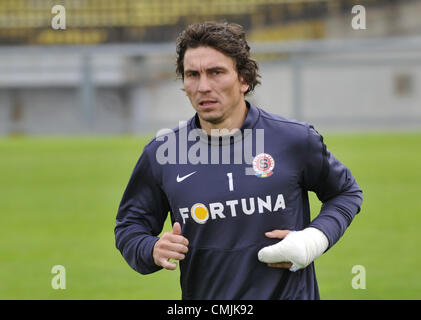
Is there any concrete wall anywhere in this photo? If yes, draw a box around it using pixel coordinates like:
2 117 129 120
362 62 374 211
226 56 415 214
0 48 420 136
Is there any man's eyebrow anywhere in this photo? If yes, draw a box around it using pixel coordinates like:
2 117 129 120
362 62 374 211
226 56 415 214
184 66 228 73
184 69 199 74
207 66 227 72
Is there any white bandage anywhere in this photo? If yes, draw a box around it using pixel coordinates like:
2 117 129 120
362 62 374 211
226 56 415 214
257 227 329 272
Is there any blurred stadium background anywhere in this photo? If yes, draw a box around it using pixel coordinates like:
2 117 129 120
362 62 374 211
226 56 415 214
1 0 421 300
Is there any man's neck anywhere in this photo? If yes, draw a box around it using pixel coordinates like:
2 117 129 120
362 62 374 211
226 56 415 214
199 100 248 136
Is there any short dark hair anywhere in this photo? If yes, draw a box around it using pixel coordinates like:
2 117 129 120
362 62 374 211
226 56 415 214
176 21 261 95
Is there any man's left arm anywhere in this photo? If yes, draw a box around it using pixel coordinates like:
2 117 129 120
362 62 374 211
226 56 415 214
258 125 363 270
304 125 363 248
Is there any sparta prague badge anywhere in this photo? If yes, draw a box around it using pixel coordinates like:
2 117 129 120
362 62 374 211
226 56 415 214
253 153 275 178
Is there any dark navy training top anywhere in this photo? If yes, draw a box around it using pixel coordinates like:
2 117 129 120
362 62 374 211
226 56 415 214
115 101 363 300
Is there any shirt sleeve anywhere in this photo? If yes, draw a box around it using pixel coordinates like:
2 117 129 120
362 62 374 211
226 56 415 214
114 144 170 274
302 125 363 249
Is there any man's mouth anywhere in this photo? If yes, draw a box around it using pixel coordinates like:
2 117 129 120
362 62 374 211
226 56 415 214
199 99 218 107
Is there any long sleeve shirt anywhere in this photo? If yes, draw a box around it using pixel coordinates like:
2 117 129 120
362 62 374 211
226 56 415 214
115 101 363 300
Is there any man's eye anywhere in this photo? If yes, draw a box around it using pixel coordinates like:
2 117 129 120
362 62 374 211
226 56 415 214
185 72 198 78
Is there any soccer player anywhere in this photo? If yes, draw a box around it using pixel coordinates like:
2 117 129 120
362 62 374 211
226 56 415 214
114 22 363 299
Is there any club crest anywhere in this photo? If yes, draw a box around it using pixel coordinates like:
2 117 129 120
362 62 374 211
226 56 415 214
252 153 275 178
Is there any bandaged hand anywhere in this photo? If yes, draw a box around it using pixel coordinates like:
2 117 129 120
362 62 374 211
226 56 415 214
257 227 329 272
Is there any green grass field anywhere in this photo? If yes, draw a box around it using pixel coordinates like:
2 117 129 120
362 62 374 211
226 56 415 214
1 133 421 300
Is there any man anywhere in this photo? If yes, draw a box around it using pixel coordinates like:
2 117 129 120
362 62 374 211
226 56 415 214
115 22 363 299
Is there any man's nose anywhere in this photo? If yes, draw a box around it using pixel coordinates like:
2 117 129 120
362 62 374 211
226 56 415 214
198 75 211 92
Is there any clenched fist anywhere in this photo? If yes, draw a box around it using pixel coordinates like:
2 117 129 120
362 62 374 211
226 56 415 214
153 222 189 270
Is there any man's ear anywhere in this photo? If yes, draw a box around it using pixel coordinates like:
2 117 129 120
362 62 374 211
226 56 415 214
239 76 249 94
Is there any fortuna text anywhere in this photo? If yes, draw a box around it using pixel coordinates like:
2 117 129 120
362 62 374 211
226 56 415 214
179 194 287 224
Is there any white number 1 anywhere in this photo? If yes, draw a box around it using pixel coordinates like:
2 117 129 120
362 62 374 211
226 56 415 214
227 172 234 191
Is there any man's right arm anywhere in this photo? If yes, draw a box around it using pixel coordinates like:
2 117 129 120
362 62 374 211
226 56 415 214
114 145 170 275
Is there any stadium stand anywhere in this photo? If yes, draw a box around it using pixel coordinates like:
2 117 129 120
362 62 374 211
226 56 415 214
0 0 412 45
